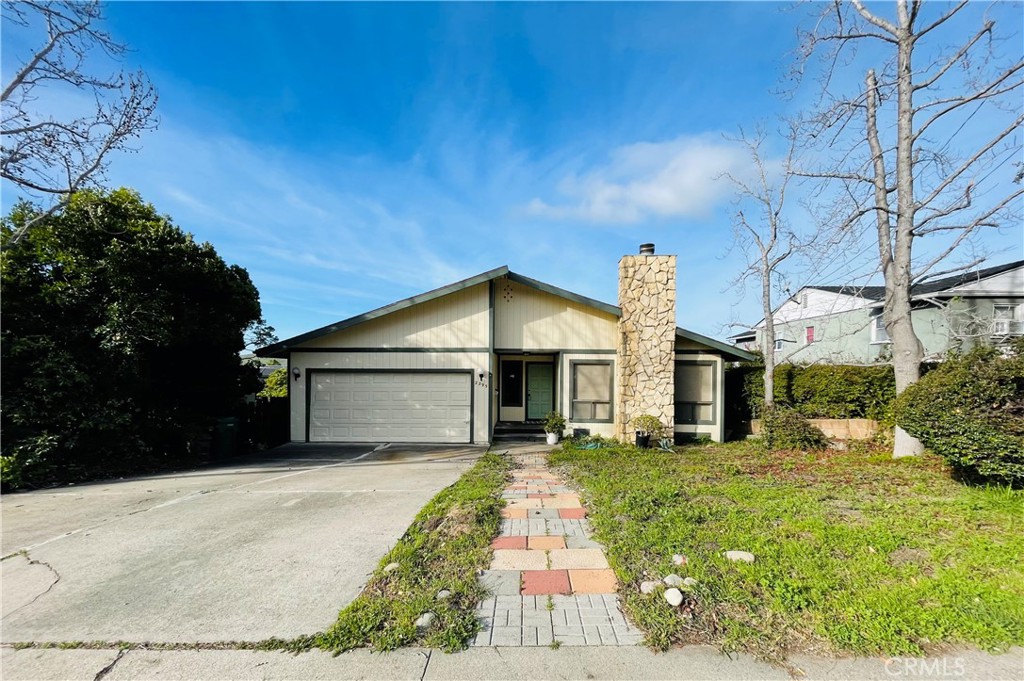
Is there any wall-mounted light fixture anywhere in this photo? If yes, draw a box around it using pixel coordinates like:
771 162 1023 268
292 367 301 381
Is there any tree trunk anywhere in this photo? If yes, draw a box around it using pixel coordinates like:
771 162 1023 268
761 257 776 408
890 0 925 457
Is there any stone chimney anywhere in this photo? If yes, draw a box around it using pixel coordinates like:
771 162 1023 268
615 244 676 442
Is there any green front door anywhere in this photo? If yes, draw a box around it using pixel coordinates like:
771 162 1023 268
526 363 554 420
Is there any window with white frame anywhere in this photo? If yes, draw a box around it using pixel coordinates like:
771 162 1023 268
993 304 1021 334
871 314 890 343
774 339 784 351
571 361 613 422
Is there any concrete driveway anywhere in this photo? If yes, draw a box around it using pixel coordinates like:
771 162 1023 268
1 443 484 644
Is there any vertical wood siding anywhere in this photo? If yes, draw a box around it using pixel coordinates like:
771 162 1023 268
299 283 489 349
494 279 617 350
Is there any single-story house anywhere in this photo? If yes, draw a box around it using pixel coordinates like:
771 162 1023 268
256 244 754 445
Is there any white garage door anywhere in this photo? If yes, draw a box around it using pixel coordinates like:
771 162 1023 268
308 372 472 443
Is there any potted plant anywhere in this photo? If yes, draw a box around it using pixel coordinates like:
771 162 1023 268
631 414 664 449
544 411 566 445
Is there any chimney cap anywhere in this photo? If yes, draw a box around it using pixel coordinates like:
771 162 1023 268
639 243 655 255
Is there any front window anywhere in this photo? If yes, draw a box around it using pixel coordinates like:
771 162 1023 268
872 314 890 344
676 361 715 425
774 339 784 351
571 361 613 422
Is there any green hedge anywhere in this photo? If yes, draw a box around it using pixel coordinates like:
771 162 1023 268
733 364 896 421
894 344 1024 487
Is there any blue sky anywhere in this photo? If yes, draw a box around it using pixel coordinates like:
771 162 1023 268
3 2 1022 343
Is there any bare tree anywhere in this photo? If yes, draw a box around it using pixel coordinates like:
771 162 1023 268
724 127 801 409
1 1 158 243
795 0 1023 457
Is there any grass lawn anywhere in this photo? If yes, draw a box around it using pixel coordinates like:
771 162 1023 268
549 441 1024 661
314 451 511 653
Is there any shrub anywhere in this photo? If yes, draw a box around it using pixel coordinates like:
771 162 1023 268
258 367 288 398
761 406 829 451
544 411 567 434
894 344 1024 487
737 364 896 421
631 414 666 437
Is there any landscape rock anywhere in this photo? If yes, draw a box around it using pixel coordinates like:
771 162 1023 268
664 588 684 607
414 612 436 630
682 577 698 587
383 562 400 574
436 590 451 600
672 554 688 566
724 551 755 563
640 580 661 595
663 574 684 587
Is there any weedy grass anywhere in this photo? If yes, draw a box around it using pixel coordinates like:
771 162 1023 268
549 441 1024 661
315 451 511 653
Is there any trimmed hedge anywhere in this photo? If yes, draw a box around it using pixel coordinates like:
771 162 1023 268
894 344 1024 488
734 364 896 421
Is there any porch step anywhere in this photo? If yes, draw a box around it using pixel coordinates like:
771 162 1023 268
493 433 548 443
494 421 547 443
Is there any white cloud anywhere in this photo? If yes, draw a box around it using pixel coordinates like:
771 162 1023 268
526 134 745 224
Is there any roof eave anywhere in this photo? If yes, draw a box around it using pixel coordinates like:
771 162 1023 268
676 327 758 362
255 266 510 357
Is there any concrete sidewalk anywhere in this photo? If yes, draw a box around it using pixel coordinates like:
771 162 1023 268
2 645 1022 681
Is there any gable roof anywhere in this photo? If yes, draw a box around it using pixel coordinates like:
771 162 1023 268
256 266 756 361
808 260 1024 302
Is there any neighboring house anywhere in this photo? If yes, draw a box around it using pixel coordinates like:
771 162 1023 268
728 260 1024 364
256 245 754 445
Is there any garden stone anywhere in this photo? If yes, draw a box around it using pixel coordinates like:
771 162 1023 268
672 554 688 566
415 612 436 630
663 574 684 587
640 580 661 595
683 577 698 587
664 588 684 606
436 590 451 600
383 562 400 574
725 551 755 563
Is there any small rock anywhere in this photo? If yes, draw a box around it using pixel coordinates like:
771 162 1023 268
663 574 684 587
672 554 688 566
724 551 755 563
414 612 436 630
383 562 400 574
664 588 684 607
640 580 661 595
436 590 452 600
682 577 698 587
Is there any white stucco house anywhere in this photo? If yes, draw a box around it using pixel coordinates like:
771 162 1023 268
729 260 1024 364
256 245 754 445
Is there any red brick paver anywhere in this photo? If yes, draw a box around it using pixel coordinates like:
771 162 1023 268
521 569 571 595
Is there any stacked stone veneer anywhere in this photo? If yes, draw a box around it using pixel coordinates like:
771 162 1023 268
615 254 677 442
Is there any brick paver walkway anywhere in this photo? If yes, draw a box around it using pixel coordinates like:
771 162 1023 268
473 448 644 647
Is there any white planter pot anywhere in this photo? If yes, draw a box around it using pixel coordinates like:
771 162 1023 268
546 432 559 445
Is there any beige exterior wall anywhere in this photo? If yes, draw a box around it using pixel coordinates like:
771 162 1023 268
493 278 618 351
288 350 490 444
300 283 489 349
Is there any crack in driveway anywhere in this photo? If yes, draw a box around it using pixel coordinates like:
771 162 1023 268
2 551 61 618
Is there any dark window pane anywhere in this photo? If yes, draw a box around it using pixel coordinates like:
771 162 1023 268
501 360 523 407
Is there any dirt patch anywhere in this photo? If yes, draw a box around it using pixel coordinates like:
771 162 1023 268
888 547 930 567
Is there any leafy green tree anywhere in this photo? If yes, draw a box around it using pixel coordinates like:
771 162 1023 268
258 367 289 398
1 188 273 487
